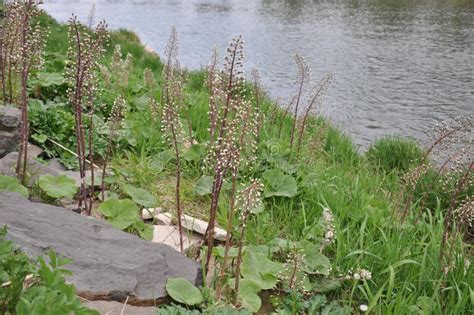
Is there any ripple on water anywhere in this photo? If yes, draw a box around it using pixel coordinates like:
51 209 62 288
41 0 474 149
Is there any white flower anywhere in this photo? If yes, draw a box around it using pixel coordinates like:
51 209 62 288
360 304 368 312
353 273 361 280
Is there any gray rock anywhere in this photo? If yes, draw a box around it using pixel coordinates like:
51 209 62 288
47 158 67 172
0 106 21 130
0 192 201 306
27 142 44 158
0 152 60 186
0 130 18 158
0 106 20 158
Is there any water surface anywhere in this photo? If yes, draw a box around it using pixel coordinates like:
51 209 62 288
42 0 474 148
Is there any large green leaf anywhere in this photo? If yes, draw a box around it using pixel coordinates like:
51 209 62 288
98 199 138 230
133 221 153 241
122 184 157 208
36 72 65 87
0 175 29 198
298 240 331 275
241 250 283 290
193 176 213 196
38 174 77 199
165 278 203 306
183 144 206 162
262 169 298 198
237 279 261 313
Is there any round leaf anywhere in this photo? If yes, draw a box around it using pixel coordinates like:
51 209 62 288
123 184 157 208
193 176 213 196
38 174 77 199
98 198 138 230
0 175 29 198
262 169 298 198
166 278 203 306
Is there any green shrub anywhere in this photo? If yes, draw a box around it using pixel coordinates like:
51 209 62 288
366 137 422 174
0 227 97 314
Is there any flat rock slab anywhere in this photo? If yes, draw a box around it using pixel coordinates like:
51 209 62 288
0 192 201 306
152 225 202 252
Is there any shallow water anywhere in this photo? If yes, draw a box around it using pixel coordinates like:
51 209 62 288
42 0 474 149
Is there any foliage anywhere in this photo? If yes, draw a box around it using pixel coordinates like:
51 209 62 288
165 278 203 306
8 10 473 314
0 227 97 314
122 184 157 208
0 175 29 198
38 174 77 199
262 169 298 198
97 198 152 240
366 136 422 174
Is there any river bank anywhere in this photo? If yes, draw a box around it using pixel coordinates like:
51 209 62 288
41 0 474 149
0 6 473 314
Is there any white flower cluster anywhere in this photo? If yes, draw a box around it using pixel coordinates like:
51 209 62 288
346 268 372 281
320 207 336 251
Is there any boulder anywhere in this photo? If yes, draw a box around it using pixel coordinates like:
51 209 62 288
0 192 201 306
0 152 60 186
0 106 20 158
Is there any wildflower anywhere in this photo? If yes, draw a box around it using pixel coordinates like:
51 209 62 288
359 269 372 280
320 207 336 251
360 304 368 312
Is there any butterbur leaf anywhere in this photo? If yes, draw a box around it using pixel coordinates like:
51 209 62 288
36 72 65 87
38 174 77 199
31 133 47 144
298 241 331 275
0 175 29 198
133 94 149 111
262 169 298 198
151 150 175 171
166 278 203 306
134 221 153 241
123 184 157 208
237 279 262 313
194 176 213 196
241 250 283 290
98 199 138 230
183 144 206 162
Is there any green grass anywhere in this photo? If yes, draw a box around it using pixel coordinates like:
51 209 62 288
9 12 474 314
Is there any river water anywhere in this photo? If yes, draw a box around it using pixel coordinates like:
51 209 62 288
42 0 473 149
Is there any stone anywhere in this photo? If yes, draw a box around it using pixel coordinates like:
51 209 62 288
0 106 21 130
141 207 162 220
0 130 18 158
0 152 61 186
27 142 43 158
0 192 201 306
151 225 202 252
83 301 156 315
63 169 103 188
47 158 67 172
157 212 227 241
0 152 101 188
0 106 20 158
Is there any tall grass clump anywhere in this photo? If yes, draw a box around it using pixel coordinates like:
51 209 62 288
366 136 423 174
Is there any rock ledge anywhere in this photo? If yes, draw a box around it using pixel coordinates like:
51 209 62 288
0 192 201 306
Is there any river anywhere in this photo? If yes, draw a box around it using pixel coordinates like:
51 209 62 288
41 0 474 149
